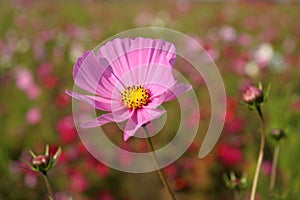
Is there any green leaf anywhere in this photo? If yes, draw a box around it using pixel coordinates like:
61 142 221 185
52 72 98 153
264 84 272 102
20 158 39 172
45 144 49 156
258 82 263 90
29 150 36 158
52 147 62 167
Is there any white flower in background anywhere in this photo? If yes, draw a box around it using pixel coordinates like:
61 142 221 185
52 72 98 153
253 42 274 68
151 11 171 27
245 61 260 78
219 25 237 42
270 52 285 73
69 43 84 62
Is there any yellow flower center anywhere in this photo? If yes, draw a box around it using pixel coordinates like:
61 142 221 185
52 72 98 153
121 85 149 109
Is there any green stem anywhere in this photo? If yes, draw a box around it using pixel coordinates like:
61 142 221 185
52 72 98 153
250 106 265 200
270 144 280 191
143 126 177 200
234 190 242 200
42 173 55 200
234 190 239 200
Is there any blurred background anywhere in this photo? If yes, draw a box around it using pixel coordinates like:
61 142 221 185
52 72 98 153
1 0 300 199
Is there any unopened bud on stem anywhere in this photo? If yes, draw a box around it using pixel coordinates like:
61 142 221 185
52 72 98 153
242 86 264 105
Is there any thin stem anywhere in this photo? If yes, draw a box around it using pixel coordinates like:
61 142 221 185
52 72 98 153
270 144 280 191
234 190 239 200
234 190 242 200
42 173 55 200
143 126 177 200
250 106 265 200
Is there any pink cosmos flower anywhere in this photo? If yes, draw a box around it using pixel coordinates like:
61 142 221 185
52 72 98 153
69 170 89 193
26 107 41 125
217 143 243 167
15 67 33 91
25 84 41 100
262 161 272 176
57 116 77 144
66 37 192 141
24 173 38 188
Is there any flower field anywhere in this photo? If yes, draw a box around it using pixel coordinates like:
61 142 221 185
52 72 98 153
1 1 300 200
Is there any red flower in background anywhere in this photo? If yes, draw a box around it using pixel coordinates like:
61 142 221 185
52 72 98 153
55 93 71 108
42 74 59 89
57 116 77 144
98 191 115 200
217 143 243 167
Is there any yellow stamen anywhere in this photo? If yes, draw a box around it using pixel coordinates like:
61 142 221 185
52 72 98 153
121 85 149 109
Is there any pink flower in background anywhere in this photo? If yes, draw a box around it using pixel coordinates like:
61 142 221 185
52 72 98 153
98 191 115 200
262 161 272 176
238 34 252 46
38 62 52 78
164 164 178 178
96 162 110 178
54 192 72 200
85 155 110 178
15 67 41 99
55 93 71 108
66 37 192 140
26 107 41 125
217 143 243 167
15 67 33 91
42 74 59 89
24 173 38 188
176 1 191 13
69 170 89 193
219 25 237 42
25 84 41 100
226 118 245 133
57 116 77 143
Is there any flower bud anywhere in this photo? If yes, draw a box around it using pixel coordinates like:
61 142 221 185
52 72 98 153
270 128 285 141
223 171 247 191
32 155 50 169
22 145 61 174
242 85 264 105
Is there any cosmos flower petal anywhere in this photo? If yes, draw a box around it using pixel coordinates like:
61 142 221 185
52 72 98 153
143 64 176 94
161 83 192 102
129 37 176 66
96 68 124 99
80 108 130 128
65 90 122 111
123 118 141 141
146 61 176 85
144 95 166 110
134 108 166 125
73 50 122 99
98 37 176 83
124 108 166 141
73 50 105 93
